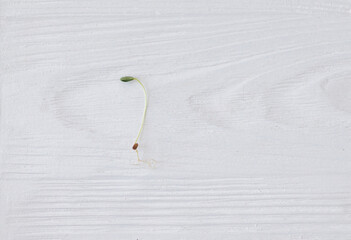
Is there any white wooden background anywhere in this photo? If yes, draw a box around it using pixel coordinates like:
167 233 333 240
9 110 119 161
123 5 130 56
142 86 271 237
1 0 351 239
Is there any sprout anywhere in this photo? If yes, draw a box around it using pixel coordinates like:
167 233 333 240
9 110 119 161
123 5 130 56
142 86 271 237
120 76 148 162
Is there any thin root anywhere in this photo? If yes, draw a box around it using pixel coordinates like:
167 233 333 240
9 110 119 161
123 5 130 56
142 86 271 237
135 149 156 168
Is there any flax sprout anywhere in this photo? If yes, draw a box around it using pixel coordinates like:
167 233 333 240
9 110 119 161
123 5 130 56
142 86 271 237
120 76 148 163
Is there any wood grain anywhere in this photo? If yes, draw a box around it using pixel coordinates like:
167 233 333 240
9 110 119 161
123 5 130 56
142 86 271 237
1 0 351 239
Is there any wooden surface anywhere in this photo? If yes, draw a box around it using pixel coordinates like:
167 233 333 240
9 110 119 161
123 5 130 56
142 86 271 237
1 0 351 239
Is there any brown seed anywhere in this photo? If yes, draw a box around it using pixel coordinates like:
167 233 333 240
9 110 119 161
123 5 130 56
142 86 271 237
132 143 138 150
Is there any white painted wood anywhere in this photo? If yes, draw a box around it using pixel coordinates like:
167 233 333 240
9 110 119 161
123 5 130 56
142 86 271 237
1 0 351 239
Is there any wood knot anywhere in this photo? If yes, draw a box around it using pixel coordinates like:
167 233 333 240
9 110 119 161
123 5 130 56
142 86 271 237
132 143 139 150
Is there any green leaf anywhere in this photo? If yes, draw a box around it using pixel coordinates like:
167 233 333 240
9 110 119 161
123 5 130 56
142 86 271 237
120 76 135 82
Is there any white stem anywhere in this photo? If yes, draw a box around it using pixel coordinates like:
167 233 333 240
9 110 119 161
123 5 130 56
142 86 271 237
134 78 148 144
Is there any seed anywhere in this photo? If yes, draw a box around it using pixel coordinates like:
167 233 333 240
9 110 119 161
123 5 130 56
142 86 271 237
132 143 139 150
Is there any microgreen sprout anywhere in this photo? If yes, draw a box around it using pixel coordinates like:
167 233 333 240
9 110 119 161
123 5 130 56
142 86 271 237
120 76 148 162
